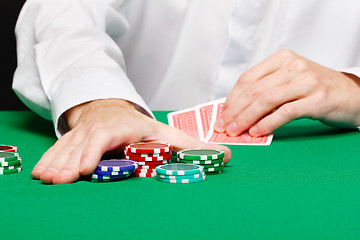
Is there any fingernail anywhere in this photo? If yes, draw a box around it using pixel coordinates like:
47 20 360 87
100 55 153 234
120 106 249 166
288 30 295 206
249 126 259 136
59 169 73 177
80 158 89 172
214 118 225 132
32 165 46 175
226 122 238 136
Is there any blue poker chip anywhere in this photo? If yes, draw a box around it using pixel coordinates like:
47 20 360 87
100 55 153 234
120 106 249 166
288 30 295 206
96 159 138 172
91 173 131 182
93 169 135 176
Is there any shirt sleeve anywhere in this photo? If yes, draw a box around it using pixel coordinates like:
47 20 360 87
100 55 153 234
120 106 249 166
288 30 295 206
12 0 153 138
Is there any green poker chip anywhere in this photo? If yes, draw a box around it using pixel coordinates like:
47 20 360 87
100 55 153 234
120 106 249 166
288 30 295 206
0 152 19 162
177 149 225 160
0 167 22 175
0 159 21 167
203 165 224 173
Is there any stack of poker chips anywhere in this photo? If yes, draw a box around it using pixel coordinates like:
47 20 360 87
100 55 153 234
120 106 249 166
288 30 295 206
156 163 206 184
0 145 22 175
124 142 173 177
91 159 138 182
177 149 224 174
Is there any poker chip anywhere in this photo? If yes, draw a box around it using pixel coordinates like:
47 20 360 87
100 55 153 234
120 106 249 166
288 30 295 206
177 149 224 160
157 172 205 180
177 149 225 175
91 159 138 183
0 152 19 162
0 167 22 175
137 165 158 170
124 142 173 178
202 162 224 169
125 142 172 154
0 159 21 167
158 175 206 184
96 159 138 172
0 164 22 171
125 154 172 162
177 158 224 165
0 145 17 153
137 159 170 166
93 169 134 176
203 165 224 173
0 146 22 175
134 168 157 174
124 150 172 158
133 172 157 178
91 173 131 182
156 163 204 176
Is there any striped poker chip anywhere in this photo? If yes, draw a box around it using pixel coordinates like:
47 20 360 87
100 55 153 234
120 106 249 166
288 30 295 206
137 165 158 170
157 172 205 180
137 159 170 166
204 165 224 173
125 142 172 154
0 159 21 167
134 168 157 174
177 149 224 160
156 163 204 176
0 164 22 171
96 159 138 172
93 169 134 176
133 172 157 177
0 152 19 162
0 167 22 175
124 150 172 158
157 175 206 184
178 158 224 165
0 145 17 152
125 154 172 162
202 162 224 169
91 173 131 181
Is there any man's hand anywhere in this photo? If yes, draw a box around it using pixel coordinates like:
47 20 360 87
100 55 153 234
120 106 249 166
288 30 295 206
31 99 231 184
214 49 360 137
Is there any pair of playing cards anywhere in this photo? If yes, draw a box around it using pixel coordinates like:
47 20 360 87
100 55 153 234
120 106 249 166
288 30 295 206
167 98 273 145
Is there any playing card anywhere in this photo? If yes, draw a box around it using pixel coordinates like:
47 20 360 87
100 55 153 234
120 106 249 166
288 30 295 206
167 98 273 145
205 100 273 145
167 107 202 140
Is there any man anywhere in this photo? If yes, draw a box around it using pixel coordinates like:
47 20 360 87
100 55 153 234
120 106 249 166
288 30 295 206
13 0 360 184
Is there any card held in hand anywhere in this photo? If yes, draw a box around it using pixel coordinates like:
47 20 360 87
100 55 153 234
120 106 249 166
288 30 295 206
167 98 273 145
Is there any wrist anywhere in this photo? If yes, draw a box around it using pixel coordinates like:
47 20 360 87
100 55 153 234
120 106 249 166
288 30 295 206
64 99 136 129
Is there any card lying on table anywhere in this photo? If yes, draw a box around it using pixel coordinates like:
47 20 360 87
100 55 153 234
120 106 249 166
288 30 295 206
167 98 273 145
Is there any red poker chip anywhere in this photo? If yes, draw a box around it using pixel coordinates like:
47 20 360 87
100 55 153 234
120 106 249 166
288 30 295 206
124 150 172 158
137 165 158 170
125 154 172 162
137 159 170 166
0 145 17 152
134 168 157 174
133 172 157 177
125 142 172 154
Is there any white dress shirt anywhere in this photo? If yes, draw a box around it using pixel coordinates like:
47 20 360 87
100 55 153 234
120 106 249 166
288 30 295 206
13 0 360 136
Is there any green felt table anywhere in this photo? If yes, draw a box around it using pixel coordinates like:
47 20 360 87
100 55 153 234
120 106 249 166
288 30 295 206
0 111 359 239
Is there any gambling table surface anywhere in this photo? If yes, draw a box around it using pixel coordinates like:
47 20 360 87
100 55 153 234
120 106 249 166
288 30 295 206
1 111 359 239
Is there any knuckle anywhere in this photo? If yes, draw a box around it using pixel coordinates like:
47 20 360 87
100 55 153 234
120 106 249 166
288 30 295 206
239 72 253 84
260 90 277 105
289 58 310 73
275 49 296 59
244 85 260 98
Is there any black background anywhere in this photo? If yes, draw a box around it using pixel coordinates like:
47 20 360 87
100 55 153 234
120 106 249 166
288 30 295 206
1 0 27 110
